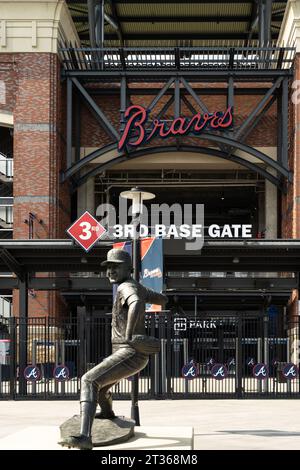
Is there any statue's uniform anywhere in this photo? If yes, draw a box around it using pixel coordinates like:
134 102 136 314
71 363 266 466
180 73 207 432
80 280 163 404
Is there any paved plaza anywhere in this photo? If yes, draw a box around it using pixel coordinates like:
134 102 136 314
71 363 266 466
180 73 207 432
0 399 300 450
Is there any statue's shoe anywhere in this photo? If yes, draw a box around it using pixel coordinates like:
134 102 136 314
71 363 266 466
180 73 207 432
58 435 93 450
94 411 116 420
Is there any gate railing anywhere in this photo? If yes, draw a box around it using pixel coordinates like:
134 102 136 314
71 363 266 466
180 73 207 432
0 313 299 399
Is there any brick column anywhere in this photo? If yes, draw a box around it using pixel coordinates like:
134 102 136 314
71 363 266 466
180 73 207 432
12 53 70 317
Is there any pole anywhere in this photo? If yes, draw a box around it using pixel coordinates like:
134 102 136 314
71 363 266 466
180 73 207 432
131 210 140 426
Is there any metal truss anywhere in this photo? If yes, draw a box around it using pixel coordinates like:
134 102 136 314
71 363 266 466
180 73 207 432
60 45 294 193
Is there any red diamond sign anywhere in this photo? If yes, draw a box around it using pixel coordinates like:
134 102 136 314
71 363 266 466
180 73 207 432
67 211 106 252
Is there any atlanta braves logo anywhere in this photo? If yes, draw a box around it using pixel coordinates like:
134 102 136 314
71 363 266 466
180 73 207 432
206 357 215 368
182 360 199 380
53 365 70 381
282 363 299 380
24 365 41 381
227 357 235 367
247 357 255 367
253 363 268 380
211 363 228 380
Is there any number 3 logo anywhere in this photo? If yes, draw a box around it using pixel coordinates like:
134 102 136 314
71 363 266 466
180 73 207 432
79 221 92 240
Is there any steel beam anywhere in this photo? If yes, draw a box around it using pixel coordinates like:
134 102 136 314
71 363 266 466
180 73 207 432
180 77 209 114
182 95 197 115
87 0 96 48
174 78 180 118
84 87 271 96
75 92 81 162
148 78 175 112
233 77 283 143
0 277 18 289
66 78 73 169
237 94 276 144
0 249 24 281
108 0 123 44
264 0 273 46
247 0 259 45
281 77 289 170
201 132 289 178
62 142 117 181
95 0 104 47
157 96 175 119
82 32 278 41
63 70 293 79
74 145 284 191
72 14 284 23
227 76 234 110
71 77 120 141
63 279 296 291
120 76 127 133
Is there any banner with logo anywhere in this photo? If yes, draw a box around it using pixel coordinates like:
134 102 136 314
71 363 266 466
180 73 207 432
112 241 132 299
113 238 163 312
140 238 163 312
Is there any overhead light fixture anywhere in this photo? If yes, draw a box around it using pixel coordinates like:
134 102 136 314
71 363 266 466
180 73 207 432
120 187 155 216
232 257 240 264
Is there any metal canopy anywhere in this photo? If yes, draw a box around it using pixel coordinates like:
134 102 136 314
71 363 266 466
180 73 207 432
0 239 300 275
165 239 300 272
61 290 291 309
66 0 287 47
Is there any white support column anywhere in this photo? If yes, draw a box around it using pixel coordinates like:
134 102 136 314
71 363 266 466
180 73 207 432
265 178 278 239
77 177 95 216
277 0 300 50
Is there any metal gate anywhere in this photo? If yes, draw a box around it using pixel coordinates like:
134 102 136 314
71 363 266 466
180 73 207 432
0 312 299 399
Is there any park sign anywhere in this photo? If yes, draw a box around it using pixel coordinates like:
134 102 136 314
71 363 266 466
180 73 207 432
118 105 233 150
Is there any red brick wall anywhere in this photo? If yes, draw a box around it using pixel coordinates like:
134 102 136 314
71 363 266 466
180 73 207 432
0 53 71 318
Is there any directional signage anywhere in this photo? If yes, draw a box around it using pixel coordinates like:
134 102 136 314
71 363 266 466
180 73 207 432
67 211 106 252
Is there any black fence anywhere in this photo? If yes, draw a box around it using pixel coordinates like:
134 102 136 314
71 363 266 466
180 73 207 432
0 312 299 399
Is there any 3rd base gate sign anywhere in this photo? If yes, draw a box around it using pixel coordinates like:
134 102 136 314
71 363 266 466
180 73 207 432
67 211 106 252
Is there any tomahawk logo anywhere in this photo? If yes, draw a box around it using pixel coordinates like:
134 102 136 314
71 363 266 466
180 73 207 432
253 363 268 379
282 363 298 379
247 357 255 366
211 363 228 380
54 365 70 381
206 357 215 367
24 365 41 381
182 360 199 380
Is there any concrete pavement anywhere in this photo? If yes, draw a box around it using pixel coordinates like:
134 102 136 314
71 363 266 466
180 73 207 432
0 399 300 450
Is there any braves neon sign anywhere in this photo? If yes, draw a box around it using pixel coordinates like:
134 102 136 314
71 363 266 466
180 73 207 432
118 104 233 150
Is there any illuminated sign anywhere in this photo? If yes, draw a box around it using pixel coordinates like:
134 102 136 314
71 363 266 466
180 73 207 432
119 105 233 150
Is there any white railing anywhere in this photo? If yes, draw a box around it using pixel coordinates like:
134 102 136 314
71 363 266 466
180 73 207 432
0 153 13 178
0 296 12 318
0 205 13 226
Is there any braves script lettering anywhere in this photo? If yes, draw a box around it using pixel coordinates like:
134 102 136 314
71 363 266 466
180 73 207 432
119 105 233 150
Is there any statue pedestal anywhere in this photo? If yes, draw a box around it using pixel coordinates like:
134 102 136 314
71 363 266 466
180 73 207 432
59 415 135 447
